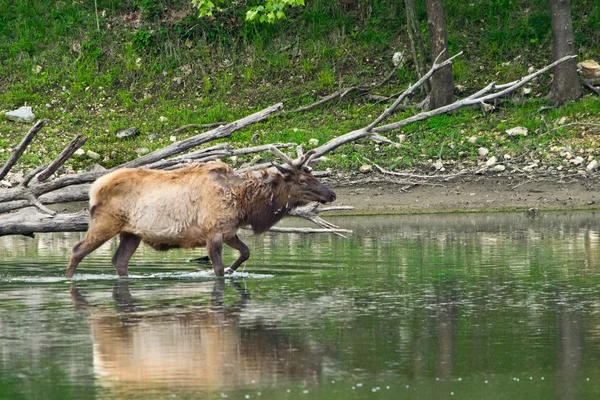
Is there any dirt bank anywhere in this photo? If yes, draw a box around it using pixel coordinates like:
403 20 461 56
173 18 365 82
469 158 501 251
327 174 600 215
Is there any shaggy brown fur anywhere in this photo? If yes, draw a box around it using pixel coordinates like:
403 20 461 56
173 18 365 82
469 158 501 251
66 161 336 277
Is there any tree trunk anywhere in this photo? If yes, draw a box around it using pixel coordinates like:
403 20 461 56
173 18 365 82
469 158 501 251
404 0 430 94
424 0 454 109
549 0 581 106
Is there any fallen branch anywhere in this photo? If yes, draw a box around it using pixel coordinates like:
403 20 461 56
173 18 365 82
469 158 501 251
169 122 228 135
37 134 88 182
0 119 47 181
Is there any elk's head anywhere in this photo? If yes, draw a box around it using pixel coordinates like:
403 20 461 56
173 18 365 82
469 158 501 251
270 146 336 206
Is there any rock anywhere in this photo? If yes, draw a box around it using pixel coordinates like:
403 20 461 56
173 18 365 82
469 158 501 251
397 134 406 143
503 154 511 160
523 163 538 172
135 147 150 155
577 60 600 78
506 126 528 137
87 163 106 173
587 159 598 171
359 164 373 174
492 164 506 172
528 66 535 74
159 116 168 123
486 156 497 167
308 138 319 146
571 156 584 166
523 87 532 95
116 127 140 139
5 106 35 123
468 136 478 144
432 161 444 170
170 135 177 142
478 147 489 157
392 52 404 67
0 180 12 188
87 150 100 160
229 156 238 164
74 149 85 157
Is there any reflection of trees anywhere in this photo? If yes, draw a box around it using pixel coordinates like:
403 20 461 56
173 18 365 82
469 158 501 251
557 290 582 400
70 281 330 396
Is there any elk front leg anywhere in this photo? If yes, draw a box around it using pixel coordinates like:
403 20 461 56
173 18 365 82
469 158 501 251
207 233 225 277
224 235 250 275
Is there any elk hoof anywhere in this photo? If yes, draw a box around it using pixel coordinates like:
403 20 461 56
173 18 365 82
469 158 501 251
224 267 234 275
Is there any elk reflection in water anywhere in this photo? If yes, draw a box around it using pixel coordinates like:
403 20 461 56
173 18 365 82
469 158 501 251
70 281 331 392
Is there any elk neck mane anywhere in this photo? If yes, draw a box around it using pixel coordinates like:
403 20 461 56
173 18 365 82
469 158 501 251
233 169 297 234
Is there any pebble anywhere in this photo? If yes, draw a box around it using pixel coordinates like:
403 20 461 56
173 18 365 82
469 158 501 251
159 116 168 123
87 150 100 160
492 164 506 172
308 138 319 146
486 156 497 167
359 164 372 174
587 160 598 171
468 136 477 144
479 147 489 157
506 126 528 137
116 127 140 139
135 147 150 155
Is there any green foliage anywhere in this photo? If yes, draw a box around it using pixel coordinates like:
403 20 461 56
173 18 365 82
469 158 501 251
192 0 305 23
132 29 152 49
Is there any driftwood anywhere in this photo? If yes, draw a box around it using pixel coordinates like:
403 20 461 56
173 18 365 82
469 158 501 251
0 53 578 237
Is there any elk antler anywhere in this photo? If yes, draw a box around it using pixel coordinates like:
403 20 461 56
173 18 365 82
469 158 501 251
270 146 316 171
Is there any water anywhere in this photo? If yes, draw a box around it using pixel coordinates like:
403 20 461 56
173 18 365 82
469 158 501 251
1 212 600 399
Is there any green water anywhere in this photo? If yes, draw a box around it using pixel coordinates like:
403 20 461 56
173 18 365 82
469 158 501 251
1 212 600 399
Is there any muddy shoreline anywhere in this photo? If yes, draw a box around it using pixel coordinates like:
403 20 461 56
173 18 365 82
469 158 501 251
327 174 600 215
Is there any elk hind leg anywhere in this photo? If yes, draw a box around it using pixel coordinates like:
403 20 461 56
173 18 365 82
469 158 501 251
224 235 250 275
111 233 141 277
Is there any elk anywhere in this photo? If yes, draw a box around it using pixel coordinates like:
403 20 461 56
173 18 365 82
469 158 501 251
66 147 336 277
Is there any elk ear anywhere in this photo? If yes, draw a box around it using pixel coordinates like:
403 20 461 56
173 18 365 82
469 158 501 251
272 162 292 176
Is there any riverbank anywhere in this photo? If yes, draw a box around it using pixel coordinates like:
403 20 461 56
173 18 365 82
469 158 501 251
328 174 600 215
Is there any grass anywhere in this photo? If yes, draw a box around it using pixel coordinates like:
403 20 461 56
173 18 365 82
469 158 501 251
0 0 599 175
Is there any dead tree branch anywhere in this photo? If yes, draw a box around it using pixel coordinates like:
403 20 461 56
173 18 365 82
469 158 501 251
37 134 88 182
0 119 47 181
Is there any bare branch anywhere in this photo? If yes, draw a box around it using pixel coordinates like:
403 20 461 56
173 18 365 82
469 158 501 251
169 122 228 135
0 119 47 181
37 135 88 182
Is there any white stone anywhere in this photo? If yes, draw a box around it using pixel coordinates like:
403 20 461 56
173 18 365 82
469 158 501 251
308 138 319 146
359 164 372 173
506 126 528 136
74 149 85 157
485 156 497 167
492 164 506 172
135 147 150 155
478 147 489 157
392 52 404 67
587 159 598 171
397 134 406 143
523 163 538 172
468 136 478 144
571 156 584 166
5 106 35 123
0 180 12 188
159 116 168 123
170 135 177 142
433 161 443 170
523 87 532 95
504 154 511 160
87 150 100 160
